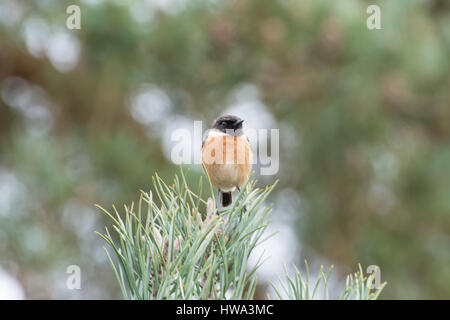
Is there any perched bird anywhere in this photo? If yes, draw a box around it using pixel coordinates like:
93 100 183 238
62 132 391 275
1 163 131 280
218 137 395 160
202 115 253 207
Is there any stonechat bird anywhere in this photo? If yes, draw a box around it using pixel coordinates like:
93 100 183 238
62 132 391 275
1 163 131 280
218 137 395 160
202 115 253 207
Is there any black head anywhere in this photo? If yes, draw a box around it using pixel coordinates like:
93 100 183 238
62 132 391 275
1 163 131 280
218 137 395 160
212 115 244 135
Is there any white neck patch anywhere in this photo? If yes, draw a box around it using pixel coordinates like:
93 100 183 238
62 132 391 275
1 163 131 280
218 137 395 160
207 129 228 137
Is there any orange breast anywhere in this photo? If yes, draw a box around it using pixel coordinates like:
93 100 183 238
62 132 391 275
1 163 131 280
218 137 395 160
202 135 252 190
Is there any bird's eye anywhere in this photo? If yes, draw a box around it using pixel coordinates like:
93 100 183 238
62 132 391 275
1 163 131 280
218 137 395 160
221 121 226 126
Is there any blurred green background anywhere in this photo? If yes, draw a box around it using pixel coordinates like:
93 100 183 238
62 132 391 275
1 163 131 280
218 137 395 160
1 0 449 299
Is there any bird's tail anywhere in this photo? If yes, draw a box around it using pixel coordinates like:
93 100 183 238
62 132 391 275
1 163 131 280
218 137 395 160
220 191 232 207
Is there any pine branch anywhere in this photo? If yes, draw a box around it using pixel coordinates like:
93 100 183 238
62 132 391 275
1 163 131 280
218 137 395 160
271 262 386 300
96 168 277 299
96 168 386 300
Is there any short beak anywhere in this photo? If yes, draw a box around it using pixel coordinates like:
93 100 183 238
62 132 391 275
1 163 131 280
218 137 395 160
234 119 244 127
